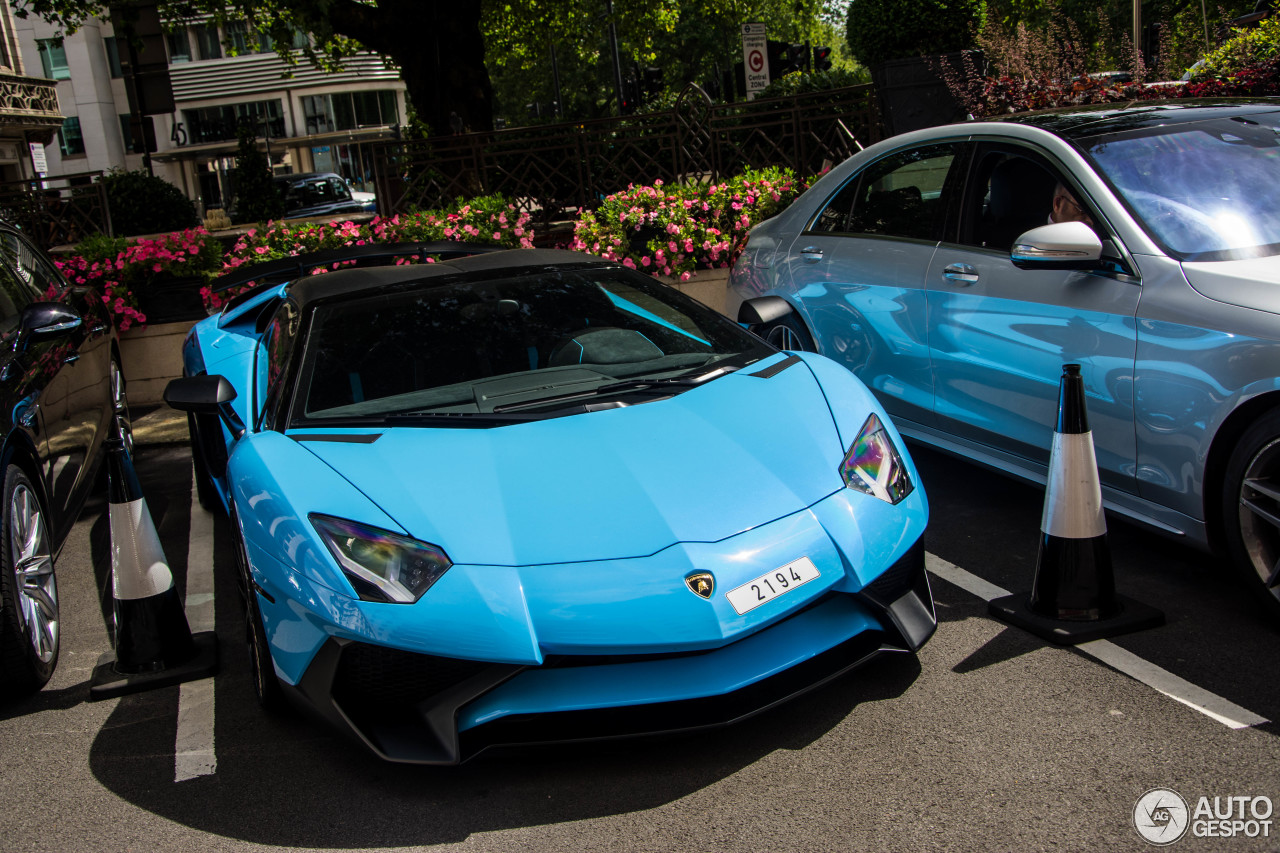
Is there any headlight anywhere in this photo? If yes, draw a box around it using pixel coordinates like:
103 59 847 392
310 514 451 603
839 413 913 504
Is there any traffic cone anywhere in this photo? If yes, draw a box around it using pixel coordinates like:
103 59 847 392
988 364 1164 644
89 437 217 699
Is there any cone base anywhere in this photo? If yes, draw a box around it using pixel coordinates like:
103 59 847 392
88 631 219 700
988 592 1164 645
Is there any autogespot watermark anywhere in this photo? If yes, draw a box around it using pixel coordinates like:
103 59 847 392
1134 788 1276 845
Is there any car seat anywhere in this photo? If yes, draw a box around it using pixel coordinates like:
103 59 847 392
983 157 1057 251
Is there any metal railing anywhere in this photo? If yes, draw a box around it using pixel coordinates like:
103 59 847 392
0 172 112 250
371 84 883 226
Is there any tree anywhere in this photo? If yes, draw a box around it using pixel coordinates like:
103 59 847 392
13 0 494 137
229 122 283 224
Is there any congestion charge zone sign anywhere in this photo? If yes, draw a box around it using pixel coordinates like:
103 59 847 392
742 22 769 100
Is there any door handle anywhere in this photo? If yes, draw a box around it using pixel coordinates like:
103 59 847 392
801 246 823 263
63 354 79 365
942 263 979 285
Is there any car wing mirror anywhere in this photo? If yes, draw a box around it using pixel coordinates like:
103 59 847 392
164 374 246 439
1011 221 1104 271
19 301 82 347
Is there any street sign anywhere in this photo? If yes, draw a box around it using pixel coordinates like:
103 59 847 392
28 143 47 175
742 22 769 100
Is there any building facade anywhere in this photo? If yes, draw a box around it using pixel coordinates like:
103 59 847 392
14 12 406 216
0 4 62 183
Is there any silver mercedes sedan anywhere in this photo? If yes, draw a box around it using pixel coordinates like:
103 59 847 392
730 99 1280 618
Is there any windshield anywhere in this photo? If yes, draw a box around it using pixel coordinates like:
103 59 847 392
291 267 773 425
1082 109 1280 261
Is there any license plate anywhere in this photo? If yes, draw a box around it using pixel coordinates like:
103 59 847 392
726 557 820 615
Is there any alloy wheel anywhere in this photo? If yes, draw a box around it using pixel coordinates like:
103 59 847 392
10 482 56 665
1238 435 1280 597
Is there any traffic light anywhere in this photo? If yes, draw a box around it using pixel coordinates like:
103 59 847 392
787 43 807 72
642 67 662 100
814 46 832 72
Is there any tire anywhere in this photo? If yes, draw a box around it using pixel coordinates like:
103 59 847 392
187 413 221 512
246 591 287 713
757 313 816 353
1221 409 1280 619
230 506 286 712
0 465 58 700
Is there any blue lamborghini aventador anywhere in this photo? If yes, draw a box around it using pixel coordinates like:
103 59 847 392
163 244 934 764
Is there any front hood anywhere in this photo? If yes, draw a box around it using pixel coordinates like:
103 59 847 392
297 361 847 566
1182 255 1280 315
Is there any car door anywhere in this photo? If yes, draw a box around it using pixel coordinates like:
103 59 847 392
925 143 1140 493
782 140 970 428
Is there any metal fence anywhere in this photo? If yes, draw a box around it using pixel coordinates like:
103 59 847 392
0 171 112 250
371 84 883 226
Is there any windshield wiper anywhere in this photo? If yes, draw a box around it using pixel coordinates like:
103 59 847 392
490 366 739 413
595 365 739 394
381 411 539 427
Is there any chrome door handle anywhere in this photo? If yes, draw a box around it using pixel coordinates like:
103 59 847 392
801 246 823 263
942 263 979 285
62 354 79 365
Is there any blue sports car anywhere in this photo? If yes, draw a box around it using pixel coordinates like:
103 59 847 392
164 244 934 764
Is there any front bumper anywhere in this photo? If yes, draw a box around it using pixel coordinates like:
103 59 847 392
283 539 934 764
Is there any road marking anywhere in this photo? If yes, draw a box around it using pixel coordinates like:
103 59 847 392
925 553 1270 730
175 465 217 783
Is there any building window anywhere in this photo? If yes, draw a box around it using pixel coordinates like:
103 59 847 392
303 90 399 135
193 24 221 60
167 30 191 63
37 39 70 80
104 36 123 78
225 21 250 54
184 99 284 145
59 116 85 157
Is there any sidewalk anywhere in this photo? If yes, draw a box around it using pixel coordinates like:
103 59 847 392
131 404 190 446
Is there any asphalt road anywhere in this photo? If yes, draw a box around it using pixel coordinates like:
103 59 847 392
1 425 1277 853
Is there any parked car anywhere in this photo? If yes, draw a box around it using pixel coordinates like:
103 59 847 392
0 222 129 699
164 244 934 763
274 172 376 219
730 99 1280 618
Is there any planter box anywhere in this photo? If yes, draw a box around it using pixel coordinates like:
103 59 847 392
120 319 199 406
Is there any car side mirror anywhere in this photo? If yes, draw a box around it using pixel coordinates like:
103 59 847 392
1010 221 1104 271
19 302 81 345
164 374 245 439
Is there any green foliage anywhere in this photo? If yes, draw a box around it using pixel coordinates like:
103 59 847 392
754 68 872 98
230 123 284 225
1191 16 1280 79
846 0 985 68
100 168 198 237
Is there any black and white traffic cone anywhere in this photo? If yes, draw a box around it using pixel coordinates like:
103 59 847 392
988 364 1164 644
89 437 217 699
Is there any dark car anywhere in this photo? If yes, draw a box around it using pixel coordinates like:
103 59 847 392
274 172 376 220
0 223 128 699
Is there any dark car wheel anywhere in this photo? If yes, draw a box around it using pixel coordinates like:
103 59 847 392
188 414 221 512
0 465 58 699
758 314 816 352
1222 409 1280 619
230 506 286 711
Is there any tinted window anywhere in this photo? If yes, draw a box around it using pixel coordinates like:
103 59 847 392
1084 110 1280 260
292 269 772 424
813 144 958 240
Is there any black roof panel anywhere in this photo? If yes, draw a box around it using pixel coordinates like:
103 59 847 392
987 97 1280 139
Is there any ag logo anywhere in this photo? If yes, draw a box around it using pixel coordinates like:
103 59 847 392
1134 788 1190 845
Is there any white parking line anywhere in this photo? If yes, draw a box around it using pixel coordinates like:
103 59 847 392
925 553 1270 730
175 466 217 782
